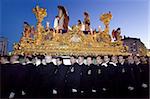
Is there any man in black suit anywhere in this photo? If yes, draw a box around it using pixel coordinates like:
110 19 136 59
65 56 81 97
132 56 143 97
24 55 41 98
126 55 136 98
108 56 118 97
86 56 97 98
44 55 56 97
53 57 68 98
117 55 128 97
36 56 51 98
140 56 149 98
1 56 11 98
95 56 104 97
8 55 22 99
101 55 111 98
35 55 55 98
77 56 86 97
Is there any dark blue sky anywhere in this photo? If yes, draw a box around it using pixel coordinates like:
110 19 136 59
0 0 149 51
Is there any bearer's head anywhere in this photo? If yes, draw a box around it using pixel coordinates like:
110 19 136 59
56 57 63 66
127 55 134 64
111 56 118 63
10 55 19 63
45 55 52 63
103 55 110 63
70 56 77 65
0 56 9 64
118 55 125 63
134 56 140 64
87 56 93 65
96 56 103 64
78 56 84 65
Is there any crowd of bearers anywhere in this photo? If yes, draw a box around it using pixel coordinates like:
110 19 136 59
0 54 149 98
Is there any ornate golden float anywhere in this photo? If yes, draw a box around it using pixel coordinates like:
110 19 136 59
13 5 130 56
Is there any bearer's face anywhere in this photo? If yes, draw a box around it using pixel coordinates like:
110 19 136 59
42 59 46 64
96 56 103 64
78 57 84 64
87 57 92 65
141 57 146 62
134 56 140 63
104 56 109 62
10 56 18 63
45 56 52 63
128 56 134 64
0 57 6 63
70 57 76 65
111 56 117 63
56 58 62 65
118 56 124 63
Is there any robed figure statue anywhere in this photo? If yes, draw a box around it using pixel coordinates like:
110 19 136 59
57 5 69 33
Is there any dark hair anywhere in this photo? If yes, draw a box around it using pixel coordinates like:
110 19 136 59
57 5 68 17
55 16 59 18
78 55 84 58
19 55 25 60
70 55 77 59
57 57 63 62
0 55 10 61
78 20 81 24
86 56 93 60
96 55 101 58
59 29 63 33
36 55 45 60
84 12 89 16
24 22 29 26
50 28 54 31
26 56 32 61
135 55 140 59
117 28 121 31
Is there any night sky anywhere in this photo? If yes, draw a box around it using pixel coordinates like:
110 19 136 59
0 0 149 51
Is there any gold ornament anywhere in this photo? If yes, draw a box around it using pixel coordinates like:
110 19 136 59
13 6 129 56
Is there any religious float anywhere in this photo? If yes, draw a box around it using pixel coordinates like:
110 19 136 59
13 5 130 56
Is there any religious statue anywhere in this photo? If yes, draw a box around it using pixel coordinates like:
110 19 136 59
57 5 69 32
13 5 129 56
83 12 90 31
112 28 122 41
77 20 82 31
23 22 31 38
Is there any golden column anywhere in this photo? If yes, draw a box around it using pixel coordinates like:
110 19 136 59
99 12 112 43
33 5 47 45
100 11 112 34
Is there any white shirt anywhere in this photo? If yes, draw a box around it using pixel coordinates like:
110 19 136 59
54 18 59 29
